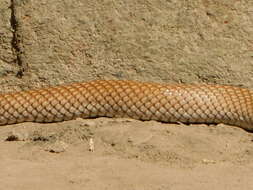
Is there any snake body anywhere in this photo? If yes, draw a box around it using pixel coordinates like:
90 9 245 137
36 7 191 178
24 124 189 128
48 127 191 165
0 80 252 131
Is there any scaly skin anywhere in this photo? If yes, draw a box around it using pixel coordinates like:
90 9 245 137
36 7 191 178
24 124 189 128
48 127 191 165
0 80 252 131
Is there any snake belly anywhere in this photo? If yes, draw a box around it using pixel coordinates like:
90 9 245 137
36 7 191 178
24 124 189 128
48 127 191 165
0 80 252 131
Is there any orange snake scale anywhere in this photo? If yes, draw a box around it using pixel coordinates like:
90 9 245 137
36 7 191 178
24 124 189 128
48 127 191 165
0 80 252 131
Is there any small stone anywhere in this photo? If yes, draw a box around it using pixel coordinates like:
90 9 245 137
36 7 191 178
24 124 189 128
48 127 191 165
5 130 29 141
45 141 68 153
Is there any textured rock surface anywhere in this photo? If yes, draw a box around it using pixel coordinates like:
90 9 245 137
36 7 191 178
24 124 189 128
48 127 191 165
0 0 16 77
0 0 253 90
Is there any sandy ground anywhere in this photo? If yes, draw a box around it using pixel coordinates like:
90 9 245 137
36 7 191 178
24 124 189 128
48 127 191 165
0 118 253 189
0 0 253 189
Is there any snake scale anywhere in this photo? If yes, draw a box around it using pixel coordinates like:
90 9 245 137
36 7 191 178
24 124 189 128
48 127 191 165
0 80 252 131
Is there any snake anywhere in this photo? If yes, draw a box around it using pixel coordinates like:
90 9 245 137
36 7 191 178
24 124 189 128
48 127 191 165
0 80 252 131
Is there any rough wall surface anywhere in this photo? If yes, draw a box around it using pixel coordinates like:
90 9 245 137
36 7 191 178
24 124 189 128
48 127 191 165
0 0 16 78
0 0 252 91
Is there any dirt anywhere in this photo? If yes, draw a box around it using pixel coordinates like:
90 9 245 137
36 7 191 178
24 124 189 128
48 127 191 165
1 118 253 189
0 0 253 189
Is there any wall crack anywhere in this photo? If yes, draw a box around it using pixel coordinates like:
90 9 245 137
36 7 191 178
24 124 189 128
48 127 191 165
10 0 26 78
